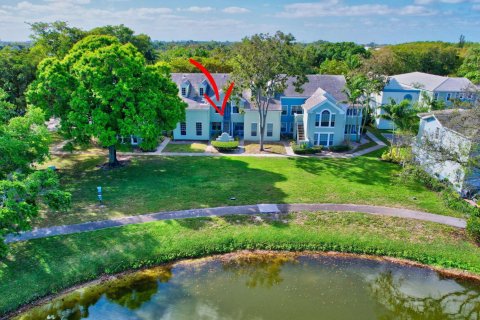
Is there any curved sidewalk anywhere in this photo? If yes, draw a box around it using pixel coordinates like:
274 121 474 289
5 203 466 243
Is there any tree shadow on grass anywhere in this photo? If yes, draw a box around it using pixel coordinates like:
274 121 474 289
41 156 289 227
289 155 399 187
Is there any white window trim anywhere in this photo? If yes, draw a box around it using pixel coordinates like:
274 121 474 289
251 122 258 137
266 123 274 137
195 122 203 136
180 122 187 136
291 105 302 115
313 132 335 147
316 109 336 128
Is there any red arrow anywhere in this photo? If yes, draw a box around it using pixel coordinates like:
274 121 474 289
189 58 235 116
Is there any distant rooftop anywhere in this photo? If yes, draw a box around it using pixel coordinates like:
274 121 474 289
389 72 476 92
419 109 480 139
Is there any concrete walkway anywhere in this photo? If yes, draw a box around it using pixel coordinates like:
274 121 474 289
50 133 387 159
5 203 466 243
154 137 170 154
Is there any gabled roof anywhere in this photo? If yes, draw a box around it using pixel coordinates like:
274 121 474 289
419 109 480 139
303 88 347 113
170 73 347 111
283 75 347 102
389 72 475 92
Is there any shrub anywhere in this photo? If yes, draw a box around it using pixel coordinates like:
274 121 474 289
403 165 446 192
467 215 480 243
290 142 322 155
381 148 403 163
442 188 480 216
328 145 351 152
211 140 239 151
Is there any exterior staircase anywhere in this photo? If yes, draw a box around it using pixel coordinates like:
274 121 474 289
297 123 305 142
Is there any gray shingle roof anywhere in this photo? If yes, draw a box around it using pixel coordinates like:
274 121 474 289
390 72 475 92
420 109 480 139
170 73 347 111
283 75 347 102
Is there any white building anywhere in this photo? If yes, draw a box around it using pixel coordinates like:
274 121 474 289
414 109 479 196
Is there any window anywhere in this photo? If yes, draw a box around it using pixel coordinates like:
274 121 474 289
131 136 139 145
251 123 258 137
446 93 451 101
181 87 186 96
315 113 320 127
180 122 186 136
319 134 329 146
404 94 413 101
267 123 273 137
291 105 303 115
434 93 439 100
232 106 239 114
199 87 204 97
314 133 334 146
314 133 319 146
211 122 221 132
281 122 287 133
330 114 335 127
282 106 288 116
196 122 202 136
347 108 357 116
344 125 357 134
321 110 331 127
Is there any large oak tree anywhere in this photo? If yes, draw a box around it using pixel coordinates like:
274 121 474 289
27 35 186 166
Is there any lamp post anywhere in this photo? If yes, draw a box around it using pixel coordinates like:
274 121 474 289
97 186 103 204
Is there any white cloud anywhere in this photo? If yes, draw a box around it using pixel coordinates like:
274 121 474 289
276 1 436 17
179 6 214 13
222 6 250 14
414 0 434 4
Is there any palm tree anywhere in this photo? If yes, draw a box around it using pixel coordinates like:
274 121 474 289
343 75 365 143
380 98 424 156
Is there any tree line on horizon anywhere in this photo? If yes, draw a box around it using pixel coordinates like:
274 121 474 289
1 21 479 114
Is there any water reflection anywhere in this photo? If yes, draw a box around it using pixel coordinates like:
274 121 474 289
15 254 480 320
370 270 480 320
19 267 172 320
221 253 295 288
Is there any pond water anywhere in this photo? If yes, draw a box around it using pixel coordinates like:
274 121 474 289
16 253 480 320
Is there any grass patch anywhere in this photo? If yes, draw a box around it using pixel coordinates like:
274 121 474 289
353 141 378 153
36 149 465 227
163 142 207 153
367 126 391 146
1 211 479 316
244 142 286 154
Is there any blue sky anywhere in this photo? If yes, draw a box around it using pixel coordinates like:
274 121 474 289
0 0 479 43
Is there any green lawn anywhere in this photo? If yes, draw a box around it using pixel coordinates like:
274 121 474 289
37 148 463 227
352 141 377 153
2 211 479 316
162 142 207 153
367 126 391 146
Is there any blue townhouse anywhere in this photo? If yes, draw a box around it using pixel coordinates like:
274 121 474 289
373 72 478 129
171 73 362 147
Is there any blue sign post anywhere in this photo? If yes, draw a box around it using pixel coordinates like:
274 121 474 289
97 186 103 203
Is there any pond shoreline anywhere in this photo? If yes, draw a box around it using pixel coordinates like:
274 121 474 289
8 250 480 320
